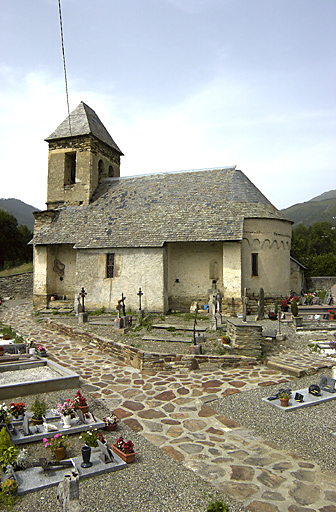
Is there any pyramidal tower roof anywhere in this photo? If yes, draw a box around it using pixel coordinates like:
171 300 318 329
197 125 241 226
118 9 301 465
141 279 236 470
45 102 123 154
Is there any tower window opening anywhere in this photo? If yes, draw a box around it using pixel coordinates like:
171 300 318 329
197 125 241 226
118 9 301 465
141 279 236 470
64 152 76 185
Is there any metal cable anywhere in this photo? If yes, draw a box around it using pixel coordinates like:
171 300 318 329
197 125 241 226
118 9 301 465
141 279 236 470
58 0 72 137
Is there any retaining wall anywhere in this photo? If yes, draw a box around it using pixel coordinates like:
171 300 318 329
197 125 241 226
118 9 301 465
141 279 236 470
0 272 33 299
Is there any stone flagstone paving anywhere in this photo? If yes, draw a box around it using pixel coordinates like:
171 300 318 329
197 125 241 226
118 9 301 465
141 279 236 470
2 302 336 512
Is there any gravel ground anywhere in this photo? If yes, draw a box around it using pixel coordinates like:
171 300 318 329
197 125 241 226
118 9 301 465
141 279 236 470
3 388 245 512
211 370 336 474
0 367 63 385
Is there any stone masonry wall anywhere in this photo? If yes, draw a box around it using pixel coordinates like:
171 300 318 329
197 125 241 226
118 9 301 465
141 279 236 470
226 318 262 358
0 272 33 299
46 318 257 371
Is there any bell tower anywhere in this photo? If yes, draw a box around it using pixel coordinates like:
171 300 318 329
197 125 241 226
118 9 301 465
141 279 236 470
45 102 123 209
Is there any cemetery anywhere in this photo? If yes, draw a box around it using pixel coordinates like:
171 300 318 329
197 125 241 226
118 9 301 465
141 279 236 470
1 284 336 511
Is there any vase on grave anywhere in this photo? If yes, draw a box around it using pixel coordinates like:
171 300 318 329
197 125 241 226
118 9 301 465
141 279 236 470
54 446 66 461
330 314 335 321
62 415 72 428
79 405 89 414
81 445 92 468
31 416 44 425
279 397 289 407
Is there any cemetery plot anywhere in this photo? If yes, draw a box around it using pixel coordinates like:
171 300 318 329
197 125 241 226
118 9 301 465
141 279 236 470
0 359 80 399
14 449 127 495
263 378 336 411
6 410 105 445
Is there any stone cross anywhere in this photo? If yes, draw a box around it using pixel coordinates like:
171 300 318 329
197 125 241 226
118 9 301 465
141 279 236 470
79 287 87 313
137 287 143 311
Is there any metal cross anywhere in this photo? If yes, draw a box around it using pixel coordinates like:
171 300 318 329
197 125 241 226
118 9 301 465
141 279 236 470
137 287 143 310
79 287 87 312
120 293 126 317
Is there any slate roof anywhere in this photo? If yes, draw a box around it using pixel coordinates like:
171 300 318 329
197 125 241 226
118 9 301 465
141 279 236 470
45 102 123 154
32 167 291 249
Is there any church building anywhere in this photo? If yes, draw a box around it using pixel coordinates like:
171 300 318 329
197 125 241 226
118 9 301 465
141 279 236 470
31 102 292 312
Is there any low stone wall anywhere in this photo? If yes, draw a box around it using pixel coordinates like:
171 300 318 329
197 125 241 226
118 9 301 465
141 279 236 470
226 318 262 358
45 319 257 372
0 272 33 299
307 276 336 291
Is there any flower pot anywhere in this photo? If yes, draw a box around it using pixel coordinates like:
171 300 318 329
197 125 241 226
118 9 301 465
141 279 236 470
268 313 277 321
31 416 43 425
103 423 118 432
29 348 35 355
79 405 89 414
81 445 92 468
62 415 72 428
330 314 335 321
36 350 47 357
2 335 10 340
281 306 289 312
112 445 136 463
54 446 66 461
0 349 5 357
279 398 289 407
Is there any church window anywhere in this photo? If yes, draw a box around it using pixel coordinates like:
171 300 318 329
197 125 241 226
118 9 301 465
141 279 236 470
108 165 113 177
106 253 115 278
64 153 76 185
251 253 258 277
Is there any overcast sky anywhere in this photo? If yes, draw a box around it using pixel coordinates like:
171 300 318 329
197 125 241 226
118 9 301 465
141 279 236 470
1 0 335 211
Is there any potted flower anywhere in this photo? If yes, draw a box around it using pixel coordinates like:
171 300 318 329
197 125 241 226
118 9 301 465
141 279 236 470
279 392 290 407
57 399 74 428
0 346 5 357
112 434 136 463
74 390 89 413
43 433 70 461
328 309 336 320
0 403 11 425
268 311 277 321
25 337 35 354
35 345 47 357
31 397 46 425
9 402 25 420
80 428 105 448
102 415 119 431
280 298 289 312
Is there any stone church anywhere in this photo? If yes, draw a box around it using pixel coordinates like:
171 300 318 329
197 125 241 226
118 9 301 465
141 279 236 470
31 102 292 312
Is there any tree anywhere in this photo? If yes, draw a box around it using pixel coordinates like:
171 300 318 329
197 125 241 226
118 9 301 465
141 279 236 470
0 209 33 270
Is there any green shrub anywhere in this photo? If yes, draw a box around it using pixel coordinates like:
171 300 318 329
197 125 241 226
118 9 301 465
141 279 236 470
291 299 299 317
0 428 18 470
207 499 230 512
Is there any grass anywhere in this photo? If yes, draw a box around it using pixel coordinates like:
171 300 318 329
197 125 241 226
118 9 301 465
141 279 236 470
0 262 33 277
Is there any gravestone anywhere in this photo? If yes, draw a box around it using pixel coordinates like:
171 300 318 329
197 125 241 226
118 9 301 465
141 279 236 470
256 287 264 321
97 440 114 464
57 473 82 512
319 376 336 393
78 288 88 323
74 296 82 317
22 414 31 436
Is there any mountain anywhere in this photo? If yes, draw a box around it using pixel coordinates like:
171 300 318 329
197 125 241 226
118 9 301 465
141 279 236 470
0 198 39 231
281 190 336 229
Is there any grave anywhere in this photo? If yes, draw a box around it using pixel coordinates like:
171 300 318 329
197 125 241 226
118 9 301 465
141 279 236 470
14 448 127 495
262 377 336 411
8 411 105 445
0 358 80 399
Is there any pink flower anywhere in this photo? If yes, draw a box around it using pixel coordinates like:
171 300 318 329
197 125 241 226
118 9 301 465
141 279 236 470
43 438 48 443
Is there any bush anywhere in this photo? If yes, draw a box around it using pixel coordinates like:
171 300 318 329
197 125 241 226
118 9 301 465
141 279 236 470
207 499 230 512
291 298 299 317
0 428 18 470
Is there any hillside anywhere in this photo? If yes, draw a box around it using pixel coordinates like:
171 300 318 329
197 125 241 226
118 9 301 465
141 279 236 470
0 198 39 231
281 190 336 228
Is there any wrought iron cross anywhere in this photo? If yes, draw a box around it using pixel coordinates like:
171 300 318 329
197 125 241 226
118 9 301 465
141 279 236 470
137 287 143 310
79 287 87 312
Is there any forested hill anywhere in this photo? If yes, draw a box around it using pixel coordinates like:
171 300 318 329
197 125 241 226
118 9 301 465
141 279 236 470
281 190 336 229
0 198 39 231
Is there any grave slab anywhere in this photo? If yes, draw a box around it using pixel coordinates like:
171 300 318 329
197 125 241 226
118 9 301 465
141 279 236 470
10 412 105 445
15 450 127 495
262 386 336 412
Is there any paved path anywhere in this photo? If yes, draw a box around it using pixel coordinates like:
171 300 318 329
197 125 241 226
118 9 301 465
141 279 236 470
2 302 336 512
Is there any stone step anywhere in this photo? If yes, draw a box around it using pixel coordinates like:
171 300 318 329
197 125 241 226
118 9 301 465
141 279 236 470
142 336 192 343
151 324 207 332
266 359 306 377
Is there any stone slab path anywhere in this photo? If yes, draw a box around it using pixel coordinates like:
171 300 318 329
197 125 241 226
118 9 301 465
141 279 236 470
2 302 336 512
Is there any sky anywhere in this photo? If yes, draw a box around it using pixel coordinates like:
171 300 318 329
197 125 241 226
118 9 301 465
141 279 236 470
0 0 335 211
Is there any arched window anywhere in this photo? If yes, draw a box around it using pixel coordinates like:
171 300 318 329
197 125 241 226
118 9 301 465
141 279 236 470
98 159 104 178
108 165 113 177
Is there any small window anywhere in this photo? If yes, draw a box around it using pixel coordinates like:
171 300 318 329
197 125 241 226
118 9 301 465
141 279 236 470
251 253 258 277
64 153 76 185
106 253 114 278
108 165 113 177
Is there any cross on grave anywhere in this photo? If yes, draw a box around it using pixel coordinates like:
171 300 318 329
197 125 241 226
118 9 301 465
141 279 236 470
137 287 143 311
120 293 126 317
242 288 248 322
79 287 87 313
